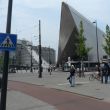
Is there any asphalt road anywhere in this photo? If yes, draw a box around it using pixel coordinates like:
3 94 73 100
8 80 110 110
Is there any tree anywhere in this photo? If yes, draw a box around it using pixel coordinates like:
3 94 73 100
77 21 91 60
102 25 110 57
76 21 92 76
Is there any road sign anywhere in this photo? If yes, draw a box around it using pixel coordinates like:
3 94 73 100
0 33 17 51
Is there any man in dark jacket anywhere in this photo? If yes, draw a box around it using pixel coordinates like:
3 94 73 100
101 62 109 84
68 65 75 87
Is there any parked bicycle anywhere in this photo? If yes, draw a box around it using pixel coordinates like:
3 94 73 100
89 72 101 81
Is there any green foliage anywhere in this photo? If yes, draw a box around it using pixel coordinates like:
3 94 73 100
76 21 92 59
102 25 110 56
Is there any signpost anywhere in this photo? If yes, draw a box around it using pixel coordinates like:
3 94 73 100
0 33 17 110
0 0 14 110
0 33 17 51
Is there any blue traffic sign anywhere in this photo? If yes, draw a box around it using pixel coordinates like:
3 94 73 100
0 33 17 51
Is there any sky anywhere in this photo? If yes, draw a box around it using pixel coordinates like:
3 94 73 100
0 0 110 57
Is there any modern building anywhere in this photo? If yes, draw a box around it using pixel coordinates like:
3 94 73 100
8 39 56 68
57 2 105 66
34 46 56 65
15 40 37 67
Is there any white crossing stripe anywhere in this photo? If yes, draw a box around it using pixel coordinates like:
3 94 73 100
58 81 90 86
58 83 69 85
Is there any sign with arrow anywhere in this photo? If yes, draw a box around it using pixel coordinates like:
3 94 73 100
0 33 17 51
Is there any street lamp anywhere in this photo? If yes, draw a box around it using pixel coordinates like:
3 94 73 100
38 20 42 78
93 20 100 67
30 45 33 72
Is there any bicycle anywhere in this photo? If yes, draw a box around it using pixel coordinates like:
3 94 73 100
89 72 101 81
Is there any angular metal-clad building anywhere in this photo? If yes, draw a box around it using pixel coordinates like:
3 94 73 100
57 2 105 65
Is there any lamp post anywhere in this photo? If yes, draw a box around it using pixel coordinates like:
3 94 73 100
93 21 100 67
30 45 33 72
38 20 42 78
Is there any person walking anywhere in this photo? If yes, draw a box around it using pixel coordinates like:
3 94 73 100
101 62 109 84
48 65 52 75
108 62 110 82
67 65 76 87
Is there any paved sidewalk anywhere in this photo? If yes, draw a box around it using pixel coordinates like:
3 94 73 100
7 91 57 110
2 70 110 110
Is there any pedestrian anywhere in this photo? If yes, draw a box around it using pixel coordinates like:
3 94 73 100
49 66 52 75
108 62 110 82
48 67 50 72
67 65 76 87
48 65 52 75
101 62 109 84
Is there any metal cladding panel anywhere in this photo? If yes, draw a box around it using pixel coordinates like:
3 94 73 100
57 2 106 64
68 4 105 61
58 2 76 63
